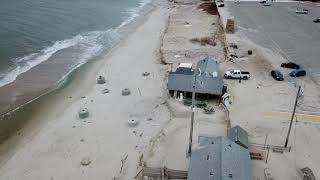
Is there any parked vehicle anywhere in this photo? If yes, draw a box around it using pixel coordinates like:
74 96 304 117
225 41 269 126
218 4 225 7
217 0 224 2
281 62 300 69
271 70 284 81
259 0 267 3
289 69 306 77
314 18 320 23
224 69 250 80
296 8 308 14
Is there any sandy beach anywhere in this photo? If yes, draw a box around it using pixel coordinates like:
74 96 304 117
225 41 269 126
0 1 172 179
1 0 320 179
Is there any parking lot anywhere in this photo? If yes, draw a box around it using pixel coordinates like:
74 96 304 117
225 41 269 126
217 2 320 178
226 1 320 83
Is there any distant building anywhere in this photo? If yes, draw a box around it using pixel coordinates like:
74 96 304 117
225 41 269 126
227 125 249 149
188 136 253 180
167 58 226 100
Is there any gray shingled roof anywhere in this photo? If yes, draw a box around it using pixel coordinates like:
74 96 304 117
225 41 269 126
173 67 194 75
188 136 253 180
227 126 249 149
167 73 224 95
196 57 219 76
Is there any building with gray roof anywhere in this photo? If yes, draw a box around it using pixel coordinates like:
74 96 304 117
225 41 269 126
227 125 249 149
167 58 226 99
168 74 225 95
188 136 253 180
196 57 219 78
172 67 194 75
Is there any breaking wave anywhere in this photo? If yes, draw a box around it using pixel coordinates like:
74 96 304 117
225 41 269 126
0 0 151 87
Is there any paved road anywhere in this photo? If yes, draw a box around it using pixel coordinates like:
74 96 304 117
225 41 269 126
264 111 320 122
226 1 320 81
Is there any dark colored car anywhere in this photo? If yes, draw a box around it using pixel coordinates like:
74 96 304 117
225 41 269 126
289 69 306 77
271 70 284 81
314 18 320 23
281 62 300 69
259 0 267 3
218 4 225 7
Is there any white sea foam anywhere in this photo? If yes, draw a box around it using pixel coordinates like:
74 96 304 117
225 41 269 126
0 0 151 87
118 0 151 29
0 31 112 87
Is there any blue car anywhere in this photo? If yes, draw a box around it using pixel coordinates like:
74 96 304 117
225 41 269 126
289 69 306 77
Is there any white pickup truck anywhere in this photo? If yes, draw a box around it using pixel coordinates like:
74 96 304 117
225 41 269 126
224 69 251 80
296 8 308 14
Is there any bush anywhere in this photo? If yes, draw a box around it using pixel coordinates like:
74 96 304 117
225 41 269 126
190 37 216 46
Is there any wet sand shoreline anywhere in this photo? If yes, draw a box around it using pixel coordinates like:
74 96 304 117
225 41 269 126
0 1 161 173
0 1 171 177
0 2 155 145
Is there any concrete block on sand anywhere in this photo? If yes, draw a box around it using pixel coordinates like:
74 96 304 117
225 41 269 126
97 75 106 84
122 88 131 96
78 108 89 119
128 119 138 127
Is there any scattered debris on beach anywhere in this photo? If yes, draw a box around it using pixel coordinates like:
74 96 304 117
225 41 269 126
198 2 218 15
301 167 315 180
80 156 92 166
183 21 192 27
120 154 128 174
142 72 150 76
204 106 215 114
102 88 110 94
229 43 238 49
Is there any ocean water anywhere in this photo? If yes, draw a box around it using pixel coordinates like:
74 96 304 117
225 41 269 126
0 0 150 87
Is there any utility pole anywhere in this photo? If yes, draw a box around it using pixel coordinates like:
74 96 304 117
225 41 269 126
188 76 196 156
284 85 301 149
